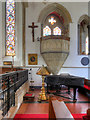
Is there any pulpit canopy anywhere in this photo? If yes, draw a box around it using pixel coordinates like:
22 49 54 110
36 65 50 76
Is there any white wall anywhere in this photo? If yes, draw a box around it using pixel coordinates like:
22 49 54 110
28 68 42 86
15 2 23 66
61 2 88 67
0 2 89 86
59 2 89 79
0 1 2 66
25 2 89 86
25 3 50 67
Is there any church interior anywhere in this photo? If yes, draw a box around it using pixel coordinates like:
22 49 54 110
0 0 90 119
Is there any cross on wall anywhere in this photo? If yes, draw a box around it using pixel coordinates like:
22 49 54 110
28 22 38 42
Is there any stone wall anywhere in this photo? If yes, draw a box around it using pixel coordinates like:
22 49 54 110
15 80 29 108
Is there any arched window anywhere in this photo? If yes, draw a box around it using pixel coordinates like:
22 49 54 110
43 12 65 37
43 26 51 36
53 27 61 35
6 0 15 56
86 36 88 55
78 15 89 55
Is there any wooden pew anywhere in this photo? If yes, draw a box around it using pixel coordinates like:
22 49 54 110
49 95 74 120
83 109 90 120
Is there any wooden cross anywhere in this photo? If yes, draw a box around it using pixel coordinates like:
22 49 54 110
28 22 38 42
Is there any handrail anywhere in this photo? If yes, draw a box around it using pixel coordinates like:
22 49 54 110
0 70 28 116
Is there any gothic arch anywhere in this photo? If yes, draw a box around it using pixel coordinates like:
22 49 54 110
38 3 72 25
78 14 89 55
78 14 89 25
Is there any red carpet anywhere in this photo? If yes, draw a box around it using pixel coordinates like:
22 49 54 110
14 113 87 119
24 93 32 97
72 113 87 120
84 85 90 90
14 114 48 119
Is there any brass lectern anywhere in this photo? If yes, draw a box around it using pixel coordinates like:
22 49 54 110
36 65 50 101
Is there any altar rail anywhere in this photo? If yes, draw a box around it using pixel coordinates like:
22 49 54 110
0 70 28 116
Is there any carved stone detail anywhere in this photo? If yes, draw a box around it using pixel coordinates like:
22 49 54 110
41 36 70 74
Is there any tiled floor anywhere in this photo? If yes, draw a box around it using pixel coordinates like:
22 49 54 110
17 103 49 114
15 88 89 115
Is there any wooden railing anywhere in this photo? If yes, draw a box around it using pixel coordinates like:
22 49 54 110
0 70 28 116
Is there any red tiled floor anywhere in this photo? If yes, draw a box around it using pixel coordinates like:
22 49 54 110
15 88 89 115
17 103 49 114
66 103 89 114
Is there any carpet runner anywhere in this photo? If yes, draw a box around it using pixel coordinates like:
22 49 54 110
84 85 90 90
14 113 87 120
72 113 87 120
14 114 48 119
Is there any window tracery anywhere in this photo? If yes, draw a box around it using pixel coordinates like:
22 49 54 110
43 26 51 36
49 16 56 25
42 12 67 37
6 0 15 56
53 27 61 35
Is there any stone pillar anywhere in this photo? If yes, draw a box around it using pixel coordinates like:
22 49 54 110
78 24 80 54
22 3 28 66
22 4 26 66
87 25 90 54
0 1 2 67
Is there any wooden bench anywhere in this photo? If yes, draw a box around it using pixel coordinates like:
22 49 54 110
49 95 74 119
83 109 90 120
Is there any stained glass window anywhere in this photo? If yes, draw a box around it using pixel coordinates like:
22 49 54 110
53 27 61 35
43 26 51 36
49 16 56 25
86 36 88 55
6 0 15 56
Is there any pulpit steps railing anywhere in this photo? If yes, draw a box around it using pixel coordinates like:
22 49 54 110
0 70 28 116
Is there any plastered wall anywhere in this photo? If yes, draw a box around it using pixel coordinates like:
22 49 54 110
0 2 89 86
25 2 89 85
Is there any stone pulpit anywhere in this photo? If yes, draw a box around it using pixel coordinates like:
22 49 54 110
40 35 70 74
